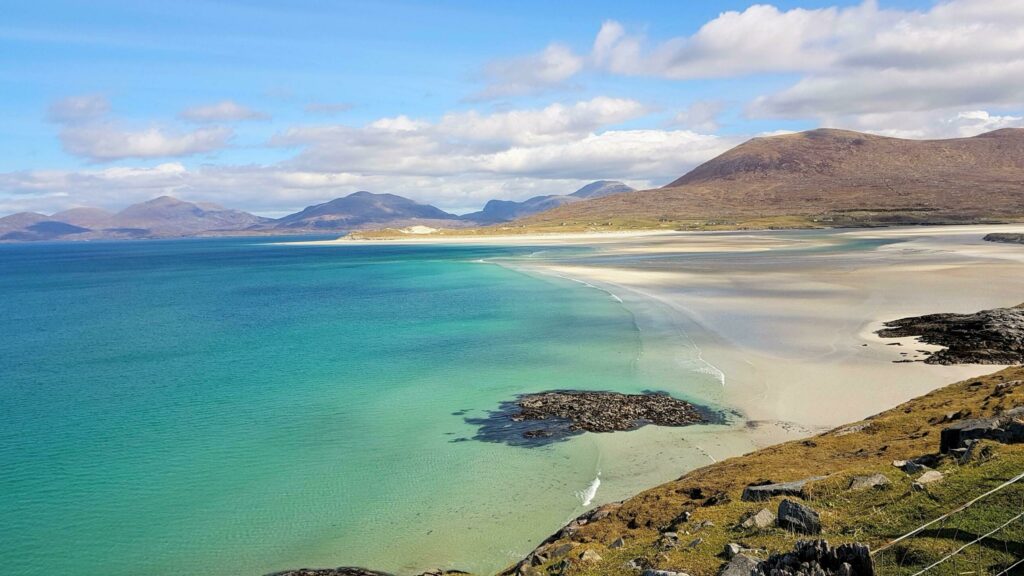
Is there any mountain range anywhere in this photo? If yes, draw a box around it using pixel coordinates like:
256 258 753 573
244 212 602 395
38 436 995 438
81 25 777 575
524 128 1024 228
5 127 1024 242
0 180 635 242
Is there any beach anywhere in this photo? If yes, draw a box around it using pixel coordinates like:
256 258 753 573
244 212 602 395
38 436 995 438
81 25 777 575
333 224 1024 449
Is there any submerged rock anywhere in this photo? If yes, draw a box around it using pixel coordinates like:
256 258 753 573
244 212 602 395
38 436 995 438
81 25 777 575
467 390 710 445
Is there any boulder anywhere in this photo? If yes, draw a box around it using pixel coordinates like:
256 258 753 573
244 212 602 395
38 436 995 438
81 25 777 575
719 554 760 576
609 536 626 549
940 418 1004 453
723 543 747 559
777 500 822 535
657 532 679 549
848 474 891 491
741 508 776 529
642 570 690 576
742 476 826 501
579 549 602 563
892 459 927 473
912 470 944 490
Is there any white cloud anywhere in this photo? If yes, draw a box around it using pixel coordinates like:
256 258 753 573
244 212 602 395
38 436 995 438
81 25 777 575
815 108 1024 139
591 5 852 78
487 1 1024 136
59 123 233 161
471 43 584 100
4 97 734 215
46 95 237 161
270 97 662 175
179 100 269 122
47 94 110 123
671 100 725 132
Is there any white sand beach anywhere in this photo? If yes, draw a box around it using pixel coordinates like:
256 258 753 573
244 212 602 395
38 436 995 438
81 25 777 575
508 225 1024 450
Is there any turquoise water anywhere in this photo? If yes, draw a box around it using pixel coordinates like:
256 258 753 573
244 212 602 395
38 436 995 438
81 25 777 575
0 238 714 575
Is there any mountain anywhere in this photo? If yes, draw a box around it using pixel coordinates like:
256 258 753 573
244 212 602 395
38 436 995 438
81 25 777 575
51 207 115 229
273 191 462 230
461 180 634 224
0 197 271 242
112 196 270 235
521 128 1024 228
0 212 49 233
568 179 634 199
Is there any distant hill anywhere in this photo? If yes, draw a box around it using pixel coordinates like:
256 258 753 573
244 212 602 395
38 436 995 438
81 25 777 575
461 180 634 224
522 128 1024 228
0 197 271 242
272 191 463 230
113 196 270 234
0 192 469 241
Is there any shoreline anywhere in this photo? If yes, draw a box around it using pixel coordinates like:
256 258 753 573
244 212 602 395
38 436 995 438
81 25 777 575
282 223 1024 575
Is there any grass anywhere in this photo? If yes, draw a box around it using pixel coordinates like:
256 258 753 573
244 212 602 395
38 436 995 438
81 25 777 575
344 215 827 240
507 367 1024 576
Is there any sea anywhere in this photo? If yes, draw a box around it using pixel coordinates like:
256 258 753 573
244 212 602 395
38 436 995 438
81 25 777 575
0 237 726 576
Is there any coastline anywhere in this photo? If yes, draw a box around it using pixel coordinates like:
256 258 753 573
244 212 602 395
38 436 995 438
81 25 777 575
280 223 1024 574
507 226 1024 432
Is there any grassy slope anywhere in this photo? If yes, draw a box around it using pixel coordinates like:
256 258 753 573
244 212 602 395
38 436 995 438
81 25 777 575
511 366 1024 576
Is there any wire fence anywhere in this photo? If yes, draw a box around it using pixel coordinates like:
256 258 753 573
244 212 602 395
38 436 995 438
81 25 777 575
871 468 1024 575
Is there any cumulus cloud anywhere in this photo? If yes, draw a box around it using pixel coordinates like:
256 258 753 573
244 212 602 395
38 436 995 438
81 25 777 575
179 100 269 122
5 97 734 215
46 94 236 161
671 100 725 133
813 108 1024 139
59 124 233 161
270 97 665 175
482 1 1024 136
471 44 584 100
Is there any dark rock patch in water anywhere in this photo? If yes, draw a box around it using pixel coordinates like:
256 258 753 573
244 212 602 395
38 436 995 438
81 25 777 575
466 390 712 446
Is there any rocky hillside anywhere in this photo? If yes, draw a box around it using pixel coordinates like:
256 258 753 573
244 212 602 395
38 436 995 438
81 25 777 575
522 128 1024 229
461 181 634 224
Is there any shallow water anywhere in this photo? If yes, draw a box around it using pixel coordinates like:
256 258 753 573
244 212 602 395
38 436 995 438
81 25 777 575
0 237 722 575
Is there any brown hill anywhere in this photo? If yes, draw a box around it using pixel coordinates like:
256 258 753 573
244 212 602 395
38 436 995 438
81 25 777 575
522 128 1024 228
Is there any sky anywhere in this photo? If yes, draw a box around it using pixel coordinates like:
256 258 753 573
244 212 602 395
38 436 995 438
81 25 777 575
2 0 1023 217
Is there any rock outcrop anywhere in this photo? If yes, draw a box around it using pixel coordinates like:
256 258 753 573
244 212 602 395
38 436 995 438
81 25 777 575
777 500 822 535
753 540 873 576
741 476 826 501
939 405 1024 452
877 305 1024 364
984 233 1024 245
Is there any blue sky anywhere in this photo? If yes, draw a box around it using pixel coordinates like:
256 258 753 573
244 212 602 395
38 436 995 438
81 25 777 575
2 0 1022 215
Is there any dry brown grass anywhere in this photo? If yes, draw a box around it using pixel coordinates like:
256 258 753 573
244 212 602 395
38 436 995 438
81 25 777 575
524 128 1024 229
